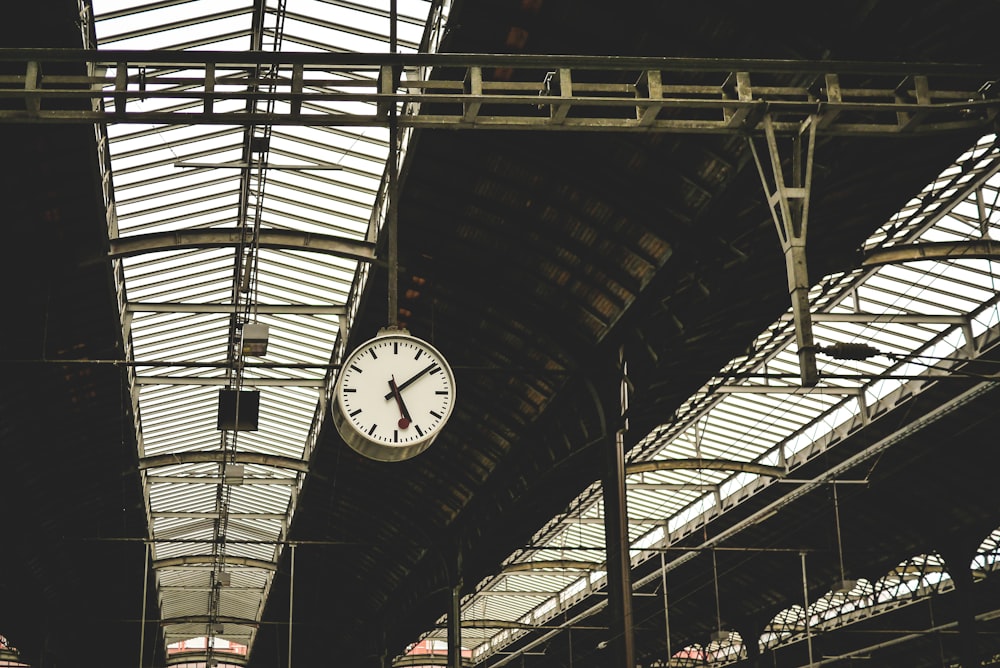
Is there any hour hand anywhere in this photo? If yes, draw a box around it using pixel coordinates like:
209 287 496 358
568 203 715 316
388 376 411 429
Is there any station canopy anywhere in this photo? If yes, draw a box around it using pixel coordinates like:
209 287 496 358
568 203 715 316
81 0 1000 665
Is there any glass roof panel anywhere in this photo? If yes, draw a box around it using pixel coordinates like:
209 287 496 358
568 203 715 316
85 1 1000 659
90 0 442 658
451 133 1000 662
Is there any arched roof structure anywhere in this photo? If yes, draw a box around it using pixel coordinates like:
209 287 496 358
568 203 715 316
3 2 1000 668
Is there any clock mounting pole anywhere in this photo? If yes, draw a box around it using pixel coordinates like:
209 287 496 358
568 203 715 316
386 0 400 330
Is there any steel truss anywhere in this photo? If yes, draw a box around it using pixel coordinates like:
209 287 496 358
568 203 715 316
0 49 997 135
7 42 1000 668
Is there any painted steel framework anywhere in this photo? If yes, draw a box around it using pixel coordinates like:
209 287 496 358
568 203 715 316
0 50 997 134
3 22 1000 667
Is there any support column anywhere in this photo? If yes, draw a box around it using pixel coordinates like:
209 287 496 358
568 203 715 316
735 621 765 667
288 543 295 668
800 552 814 666
659 550 672 664
748 114 820 386
601 348 635 668
447 546 464 668
138 541 150 668
941 546 980 667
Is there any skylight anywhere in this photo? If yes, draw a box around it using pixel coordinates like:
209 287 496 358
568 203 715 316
441 132 1000 664
86 0 447 658
76 2 1000 662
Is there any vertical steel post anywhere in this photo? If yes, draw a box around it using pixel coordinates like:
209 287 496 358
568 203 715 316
138 541 149 668
386 0 399 328
833 483 846 582
659 550 671 662
448 546 463 668
601 348 635 667
448 583 462 668
800 552 813 666
947 556 981 667
289 543 296 668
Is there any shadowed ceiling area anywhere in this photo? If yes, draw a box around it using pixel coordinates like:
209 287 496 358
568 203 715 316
3 2 1000 668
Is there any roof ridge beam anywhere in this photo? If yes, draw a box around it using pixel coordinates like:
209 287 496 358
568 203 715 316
109 228 376 263
139 451 308 472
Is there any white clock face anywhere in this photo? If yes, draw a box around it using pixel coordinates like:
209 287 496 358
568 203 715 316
333 331 455 461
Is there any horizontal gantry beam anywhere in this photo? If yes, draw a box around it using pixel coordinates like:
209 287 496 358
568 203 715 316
134 375 324 386
145 475 298 485
502 560 601 573
160 615 260 627
109 228 375 263
138 450 309 472
150 511 288 520
127 301 347 315
166 651 248 667
0 49 997 135
863 240 1000 267
625 458 787 478
153 555 277 570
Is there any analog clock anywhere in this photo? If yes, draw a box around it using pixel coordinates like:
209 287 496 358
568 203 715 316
332 328 456 462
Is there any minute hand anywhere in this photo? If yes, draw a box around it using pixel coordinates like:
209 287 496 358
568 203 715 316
384 362 437 399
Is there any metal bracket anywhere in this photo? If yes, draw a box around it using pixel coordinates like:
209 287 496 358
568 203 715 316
749 113 820 386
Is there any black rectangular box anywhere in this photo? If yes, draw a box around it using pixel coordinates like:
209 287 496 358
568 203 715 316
217 389 260 431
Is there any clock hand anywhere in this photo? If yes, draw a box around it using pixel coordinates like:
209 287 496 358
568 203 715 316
388 376 411 429
384 361 437 399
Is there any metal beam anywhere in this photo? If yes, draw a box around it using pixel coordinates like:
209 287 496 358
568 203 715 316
127 301 347 315
166 653 248 667
153 555 278 570
0 50 996 135
780 312 968 325
445 620 604 630
139 450 309 472
626 483 720 491
173 160 343 170
109 228 376 263
862 240 1000 267
392 656 472 668
160 615 260 627
475 590 565 597
134 375 324 387
715 385 863 395
160 586 265 592
626 459 786 478
501 560 601 573
749 113 820 385
145 475 298 485
563 517 671 525
150 511 288 520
